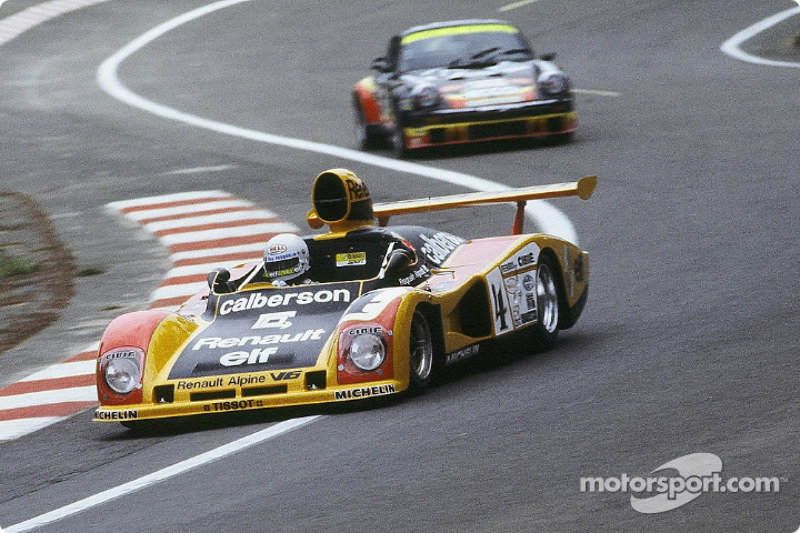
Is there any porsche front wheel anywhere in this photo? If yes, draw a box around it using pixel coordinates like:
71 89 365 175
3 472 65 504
353 98 379 150
389 113 409 158
408 309 434 390
531 258 560 349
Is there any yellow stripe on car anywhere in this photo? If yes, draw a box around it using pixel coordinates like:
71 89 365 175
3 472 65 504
401 24 519 45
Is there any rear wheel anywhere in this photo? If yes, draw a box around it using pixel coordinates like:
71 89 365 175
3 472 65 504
553 131 574 144
531 258 560 349
408 309 434 390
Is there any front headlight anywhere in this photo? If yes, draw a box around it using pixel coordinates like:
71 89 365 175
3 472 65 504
539 72 569 95
349 332 386 371
413 85 440 109
104 353 143 394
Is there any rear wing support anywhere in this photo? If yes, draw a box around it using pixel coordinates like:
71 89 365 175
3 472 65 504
512 201 527 235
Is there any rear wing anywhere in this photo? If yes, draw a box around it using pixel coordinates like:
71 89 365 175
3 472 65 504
372 175 597 234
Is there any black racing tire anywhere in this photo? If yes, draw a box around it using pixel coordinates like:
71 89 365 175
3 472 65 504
530 256 560 350
554 131 574 144
120 419 167 433
408 309 435 390
353 97 379 151
389 108 409 159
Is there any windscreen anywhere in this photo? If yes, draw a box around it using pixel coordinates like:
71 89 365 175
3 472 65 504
397 24 532 72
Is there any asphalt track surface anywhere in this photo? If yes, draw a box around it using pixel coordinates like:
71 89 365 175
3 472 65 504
0 0 798 531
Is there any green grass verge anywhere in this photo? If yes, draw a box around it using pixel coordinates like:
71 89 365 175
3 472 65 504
0 251 41 279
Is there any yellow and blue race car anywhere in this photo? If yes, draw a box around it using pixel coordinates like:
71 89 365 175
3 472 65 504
94 169 595 427
353 19 577 157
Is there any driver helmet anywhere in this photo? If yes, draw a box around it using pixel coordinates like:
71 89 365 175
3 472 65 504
263 234 310 283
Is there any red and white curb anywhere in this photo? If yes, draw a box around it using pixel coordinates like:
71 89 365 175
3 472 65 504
0 190 297 442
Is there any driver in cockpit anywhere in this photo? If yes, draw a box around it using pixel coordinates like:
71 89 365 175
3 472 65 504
263 233 316 286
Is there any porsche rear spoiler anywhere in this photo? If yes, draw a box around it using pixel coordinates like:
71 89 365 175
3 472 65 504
369 175 597 234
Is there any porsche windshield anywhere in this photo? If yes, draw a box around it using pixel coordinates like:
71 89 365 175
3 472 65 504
397 25 533 72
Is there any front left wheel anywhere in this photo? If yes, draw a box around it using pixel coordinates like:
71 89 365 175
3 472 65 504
353 97 379 150
531 257 560 349
389 105 409 158
408 309 434 390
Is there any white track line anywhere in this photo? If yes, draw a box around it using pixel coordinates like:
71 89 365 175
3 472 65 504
19 360 95 382
165 261 250 278
149 281 208 301
720 5 800 68
170 242 268 262
4 416 321 533
0 0 111 45
95 0 582 244
0 387 97 411
141 210 284 232
122 200 261 221
0 417 63 442
106 190 234 209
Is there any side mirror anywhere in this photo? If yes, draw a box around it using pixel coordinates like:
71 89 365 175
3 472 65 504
371 57 392 73
385 249 415 273
207 268 234 293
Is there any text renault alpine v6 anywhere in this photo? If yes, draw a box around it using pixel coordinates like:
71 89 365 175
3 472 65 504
94 169 595 427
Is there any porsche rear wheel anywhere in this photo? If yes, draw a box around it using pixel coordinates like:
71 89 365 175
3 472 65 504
408 309 434 390
531 258 560 349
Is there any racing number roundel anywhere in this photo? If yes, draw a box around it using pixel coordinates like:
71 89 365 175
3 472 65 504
487 268 512 335
342 288 408 322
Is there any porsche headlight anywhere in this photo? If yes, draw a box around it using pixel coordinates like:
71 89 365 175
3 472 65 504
349 332 386 371
539 72 569 95
104 355 142 394
413 85 440 109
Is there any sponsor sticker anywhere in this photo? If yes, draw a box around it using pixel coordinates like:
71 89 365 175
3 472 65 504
218 289 351 315
398 264 431 286
499 242 540 275
192 330 326 351
220 348 278 367
419 232 465 264
95 409 139 421
204 399 264 412
191 330 326 368
336 251 367 267
177 378 224 390
334 384 397 401
487 267 539 335
346 178 370 201
176 374 303 390
252 310 297 330
445 344 480 365
266 243 288 255
342 288 406 322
